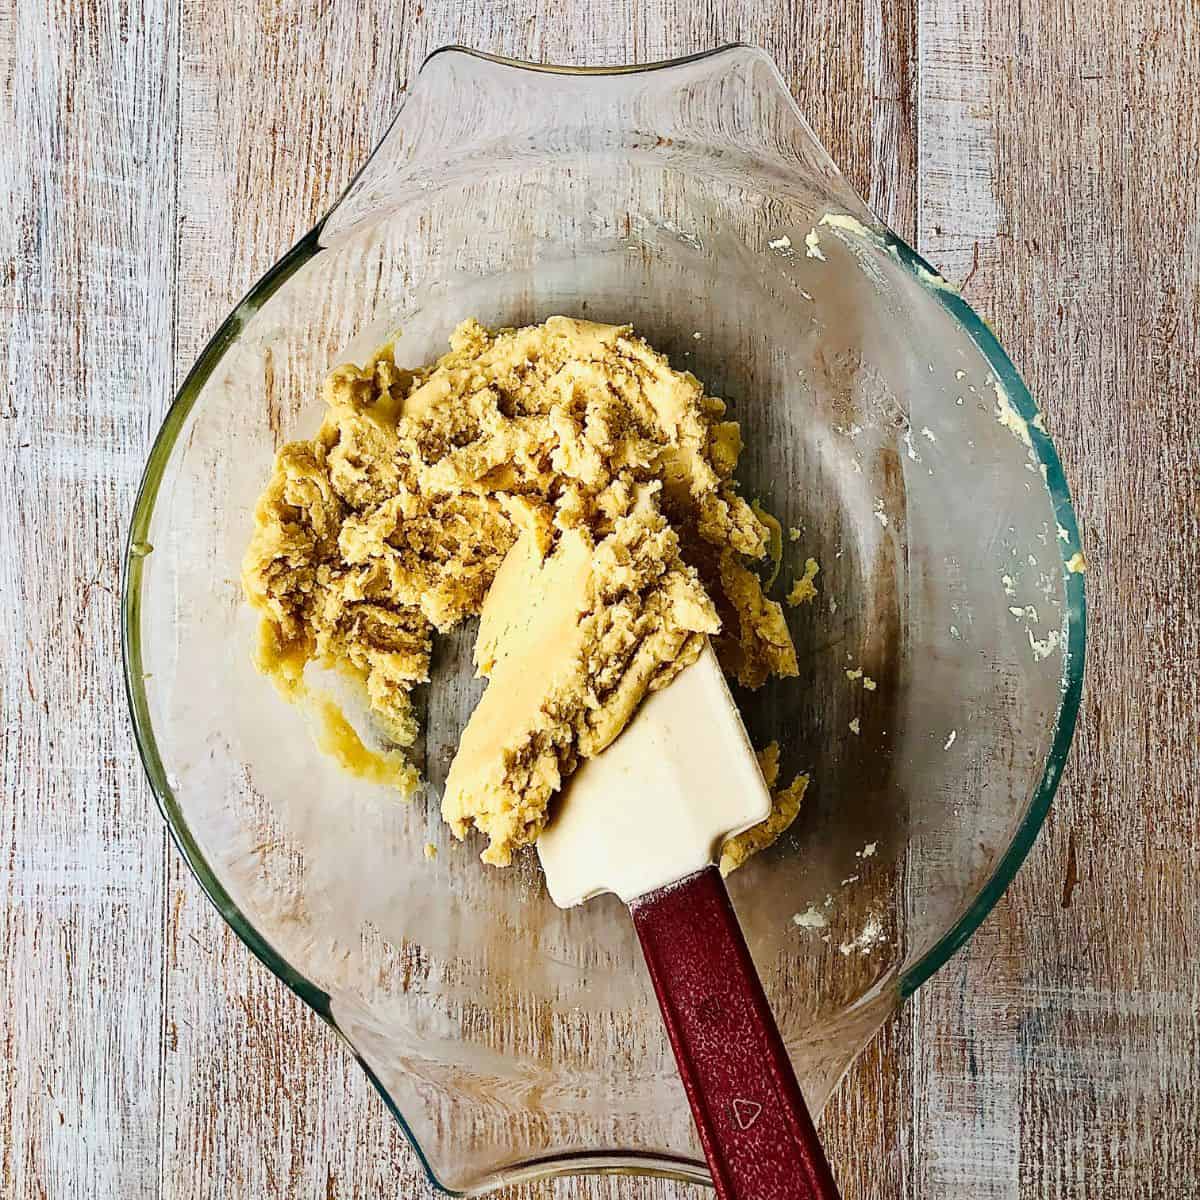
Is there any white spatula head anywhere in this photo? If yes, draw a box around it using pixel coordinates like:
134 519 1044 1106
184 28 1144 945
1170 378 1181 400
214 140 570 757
537 642 771 907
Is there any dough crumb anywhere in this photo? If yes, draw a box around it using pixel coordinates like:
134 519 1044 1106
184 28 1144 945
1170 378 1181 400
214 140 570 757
755 740 782 790
792 905 828 930
423 842 437 861
786 558 820 606
719 770 809 877
839 914 886 956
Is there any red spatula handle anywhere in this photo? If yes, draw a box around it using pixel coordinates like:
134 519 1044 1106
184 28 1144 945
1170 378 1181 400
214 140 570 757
631 866 842 1200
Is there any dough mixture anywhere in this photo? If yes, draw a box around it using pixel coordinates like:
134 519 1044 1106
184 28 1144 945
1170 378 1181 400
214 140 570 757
244 317 802 865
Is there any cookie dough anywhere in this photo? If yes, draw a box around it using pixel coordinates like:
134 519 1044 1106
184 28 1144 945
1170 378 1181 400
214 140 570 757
445 518 716 863
719 741 810 876
244 316 798 864
786 557 820 606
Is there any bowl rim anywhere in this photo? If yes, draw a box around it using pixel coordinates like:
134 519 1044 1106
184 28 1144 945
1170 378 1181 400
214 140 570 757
121 42 1086 1194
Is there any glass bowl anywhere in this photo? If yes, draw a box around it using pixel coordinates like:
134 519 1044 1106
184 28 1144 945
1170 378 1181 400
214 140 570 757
123 45 1085 1195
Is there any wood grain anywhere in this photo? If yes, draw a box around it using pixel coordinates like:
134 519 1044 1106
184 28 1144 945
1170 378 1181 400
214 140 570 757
2 0 1198 1196
912 0 1200 1195
0 2 177 1197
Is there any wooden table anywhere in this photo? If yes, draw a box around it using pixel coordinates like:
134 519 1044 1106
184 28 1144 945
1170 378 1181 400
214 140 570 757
3 1 1197 1196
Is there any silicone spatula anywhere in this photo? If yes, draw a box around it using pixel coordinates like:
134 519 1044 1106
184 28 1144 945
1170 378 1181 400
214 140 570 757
538 643 842 1200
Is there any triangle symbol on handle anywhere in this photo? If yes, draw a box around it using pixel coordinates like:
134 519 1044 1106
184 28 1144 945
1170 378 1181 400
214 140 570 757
732 1098 763 1130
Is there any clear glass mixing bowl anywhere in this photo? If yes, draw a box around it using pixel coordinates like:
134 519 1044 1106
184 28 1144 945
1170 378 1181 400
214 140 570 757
123 45 1086 1195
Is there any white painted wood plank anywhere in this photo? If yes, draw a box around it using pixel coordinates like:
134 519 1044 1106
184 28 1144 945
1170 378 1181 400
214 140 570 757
0 2 177 1197
913 0 1200 1194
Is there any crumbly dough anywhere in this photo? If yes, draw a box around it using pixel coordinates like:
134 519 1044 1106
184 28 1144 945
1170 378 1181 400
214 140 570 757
244 316 798 864
786 557 820 606
719 741 810 876
444 520 717 863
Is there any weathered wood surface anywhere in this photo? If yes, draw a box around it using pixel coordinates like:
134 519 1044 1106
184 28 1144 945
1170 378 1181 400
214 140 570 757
1 1 1196 1197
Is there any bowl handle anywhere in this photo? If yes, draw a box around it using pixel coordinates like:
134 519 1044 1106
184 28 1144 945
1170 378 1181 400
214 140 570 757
321 44 871 246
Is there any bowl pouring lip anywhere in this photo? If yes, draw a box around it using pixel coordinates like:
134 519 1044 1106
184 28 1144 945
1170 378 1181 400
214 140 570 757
121 45 1086 1194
